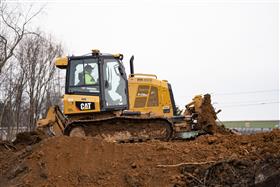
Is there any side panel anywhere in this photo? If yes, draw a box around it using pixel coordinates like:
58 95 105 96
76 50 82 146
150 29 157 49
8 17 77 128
63 94 101 115
128 77 174 117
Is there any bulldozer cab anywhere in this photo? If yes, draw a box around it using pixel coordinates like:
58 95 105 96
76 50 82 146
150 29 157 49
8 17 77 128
58 51 129 114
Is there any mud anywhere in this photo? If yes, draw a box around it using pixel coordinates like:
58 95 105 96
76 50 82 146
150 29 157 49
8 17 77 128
0 130 280 187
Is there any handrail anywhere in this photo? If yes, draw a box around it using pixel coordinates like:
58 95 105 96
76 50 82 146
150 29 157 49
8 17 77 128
129 73 157 79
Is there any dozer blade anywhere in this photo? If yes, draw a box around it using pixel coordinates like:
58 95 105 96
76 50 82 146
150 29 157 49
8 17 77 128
36 106 67 136
63 116 173 143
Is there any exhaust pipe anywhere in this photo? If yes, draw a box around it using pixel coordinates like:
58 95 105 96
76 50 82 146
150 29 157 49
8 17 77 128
130 55 134 77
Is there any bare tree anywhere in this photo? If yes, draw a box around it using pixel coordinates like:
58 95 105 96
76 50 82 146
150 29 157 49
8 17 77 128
0 30 63 140
18 31 63 130
0 1 43 74
0 2 63 140
0 63 21 139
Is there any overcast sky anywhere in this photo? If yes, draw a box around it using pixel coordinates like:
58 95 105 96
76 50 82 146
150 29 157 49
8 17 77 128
21 0 279 120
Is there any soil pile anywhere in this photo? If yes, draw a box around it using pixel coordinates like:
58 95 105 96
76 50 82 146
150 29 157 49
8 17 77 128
1 130 280 187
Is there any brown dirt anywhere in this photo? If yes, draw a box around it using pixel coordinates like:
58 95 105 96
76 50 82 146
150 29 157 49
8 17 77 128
1 130 280 187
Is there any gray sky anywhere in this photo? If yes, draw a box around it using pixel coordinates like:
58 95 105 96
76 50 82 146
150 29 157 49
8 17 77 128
25 0 279 120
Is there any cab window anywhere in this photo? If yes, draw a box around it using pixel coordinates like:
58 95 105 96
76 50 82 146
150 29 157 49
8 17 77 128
68 58 99 93
103 59 127 107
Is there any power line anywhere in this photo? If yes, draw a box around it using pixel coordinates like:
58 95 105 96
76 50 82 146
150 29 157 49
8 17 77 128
212 89 279 96
218 101 280 108
213 99 280 105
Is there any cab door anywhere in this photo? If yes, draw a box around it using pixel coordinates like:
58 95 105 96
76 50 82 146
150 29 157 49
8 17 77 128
102 58 128 110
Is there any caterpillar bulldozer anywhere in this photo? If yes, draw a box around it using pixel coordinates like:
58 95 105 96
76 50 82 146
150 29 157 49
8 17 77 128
37 50 220 142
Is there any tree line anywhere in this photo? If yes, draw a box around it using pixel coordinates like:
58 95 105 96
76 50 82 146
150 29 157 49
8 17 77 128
0 2 64 140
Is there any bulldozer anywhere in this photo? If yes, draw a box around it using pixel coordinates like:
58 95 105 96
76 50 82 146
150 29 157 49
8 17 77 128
37 49 220 142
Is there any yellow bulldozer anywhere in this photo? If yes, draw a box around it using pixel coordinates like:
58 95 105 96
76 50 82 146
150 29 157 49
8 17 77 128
37 50 220 142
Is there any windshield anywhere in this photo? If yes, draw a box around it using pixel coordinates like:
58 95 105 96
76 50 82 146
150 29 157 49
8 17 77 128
68 58 99 93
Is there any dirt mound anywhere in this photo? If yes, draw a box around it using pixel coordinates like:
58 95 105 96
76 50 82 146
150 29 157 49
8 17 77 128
0 130 280 187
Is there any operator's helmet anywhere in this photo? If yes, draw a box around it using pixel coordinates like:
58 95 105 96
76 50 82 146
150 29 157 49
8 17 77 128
84 64 94 71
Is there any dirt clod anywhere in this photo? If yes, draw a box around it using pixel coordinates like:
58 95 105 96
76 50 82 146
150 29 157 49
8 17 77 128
8 163 28 179
13 130 47 147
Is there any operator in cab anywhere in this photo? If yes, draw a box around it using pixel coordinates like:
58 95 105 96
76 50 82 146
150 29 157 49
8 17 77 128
84 65 96 84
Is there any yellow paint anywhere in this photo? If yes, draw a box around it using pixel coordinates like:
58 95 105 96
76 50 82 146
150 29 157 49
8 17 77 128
128 75 174 117
55 57 68 69
92 49 100 54
36 106 65 135
63 75 174 117
63 94 101 115
112 53 123 59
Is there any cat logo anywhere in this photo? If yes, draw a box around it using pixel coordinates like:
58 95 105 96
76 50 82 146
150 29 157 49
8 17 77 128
76 102 95 111
81 103 91 110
